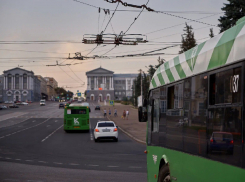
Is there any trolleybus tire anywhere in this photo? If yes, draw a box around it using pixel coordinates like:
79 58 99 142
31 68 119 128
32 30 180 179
157 165 170 182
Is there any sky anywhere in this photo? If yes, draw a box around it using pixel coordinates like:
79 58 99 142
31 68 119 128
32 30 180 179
0 0 228 94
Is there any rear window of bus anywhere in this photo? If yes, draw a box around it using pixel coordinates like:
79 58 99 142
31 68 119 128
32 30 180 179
70 109 87 114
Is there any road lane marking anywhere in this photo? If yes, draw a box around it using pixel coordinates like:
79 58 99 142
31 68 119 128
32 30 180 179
5 157 11 159
88 164 99 167
0 118 51 139
53 162 62 165
89 122 93 141
46 125 50 127
32 120 36 122
25 160 33 162
55 120 58 122
41 124 63 142
107 166 119 168
69 163 80 166
15 159 21 161
38 161 47 163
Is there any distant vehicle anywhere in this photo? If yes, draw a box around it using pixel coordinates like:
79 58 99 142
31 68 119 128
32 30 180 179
0 105 7 109
4 101 9 104
21 102 29 105
64 103 90 132
9 104 19 108
94 121 118 142
81 102 91 112
40 100 46 106
95 106 100 110
59 103 65 109
78 98 82 103
209 132 234 154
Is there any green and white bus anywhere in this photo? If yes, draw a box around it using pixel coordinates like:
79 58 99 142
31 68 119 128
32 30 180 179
64 103 90 131
139 16 245 182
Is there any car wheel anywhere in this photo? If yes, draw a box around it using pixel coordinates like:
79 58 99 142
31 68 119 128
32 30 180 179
94 138 98 142
158 165 170 182
114 138 118 142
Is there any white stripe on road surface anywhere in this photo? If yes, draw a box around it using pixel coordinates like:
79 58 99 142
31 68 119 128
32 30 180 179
88 164 99 167
41 124 63 142
89 122 93 141
53 162 63 165
107 166 119 168
38 161 47 163
0 118 51 139
69 163 80 166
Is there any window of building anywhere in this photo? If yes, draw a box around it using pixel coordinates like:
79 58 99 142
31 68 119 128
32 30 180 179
15 74 19 89
8 74 12 89
23 74 27 89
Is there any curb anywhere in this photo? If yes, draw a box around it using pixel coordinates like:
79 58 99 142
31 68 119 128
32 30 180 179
106 116 146 145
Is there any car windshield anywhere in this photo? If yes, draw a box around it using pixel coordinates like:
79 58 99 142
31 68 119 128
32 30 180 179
213 133 233 140
98 123 115 127
70 109 86 114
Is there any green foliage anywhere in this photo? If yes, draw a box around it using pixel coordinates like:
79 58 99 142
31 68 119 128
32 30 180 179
146 56 165 79
218 0 245 33
179 23 197 54
209 28 214 38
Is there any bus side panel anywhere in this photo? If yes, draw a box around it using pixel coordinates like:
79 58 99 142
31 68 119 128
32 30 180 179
147 146 245 182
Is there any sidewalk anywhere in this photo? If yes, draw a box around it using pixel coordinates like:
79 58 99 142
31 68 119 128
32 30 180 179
100 102 147 144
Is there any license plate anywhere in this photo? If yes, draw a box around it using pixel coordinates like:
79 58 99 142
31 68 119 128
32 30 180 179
102 129 110 132
74 126 80 128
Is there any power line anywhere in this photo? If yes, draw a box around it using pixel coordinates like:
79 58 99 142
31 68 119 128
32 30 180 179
57 66 79 82
67 66 85 84
86 45 99 56
124 0 149 34
100 45 117 56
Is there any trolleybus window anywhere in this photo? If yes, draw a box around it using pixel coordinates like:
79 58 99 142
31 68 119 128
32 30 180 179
70 109 87 114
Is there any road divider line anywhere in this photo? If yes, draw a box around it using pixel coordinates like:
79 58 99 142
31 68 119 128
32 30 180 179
88 164 99 167
25 160 33 162
38 161 47 163
89 122 93 141
129 166 142 168
41 124 63 142
0 118 51 139
69 163 80 165
0 118 30 129
15 159 21 161
5 157 11 159
53 162 63 165
107 166 119 168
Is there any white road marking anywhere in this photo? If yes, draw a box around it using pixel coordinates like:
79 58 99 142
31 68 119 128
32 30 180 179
38 161 47 163
32 120 36 122
41 124 63 142
69 163 80 166
88 164 99 167
0 118 51 139
15 159 21 161
25 160 33 162
55 120 58 122
5 157 11 159
46 125 50 127
53 162 63 165
107 166 119 168
89 122 93 141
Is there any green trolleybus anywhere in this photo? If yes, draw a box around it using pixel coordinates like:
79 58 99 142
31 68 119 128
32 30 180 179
139 16 245 182
64 103 90 131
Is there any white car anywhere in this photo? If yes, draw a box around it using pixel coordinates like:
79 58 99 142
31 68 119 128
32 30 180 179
94 121 118 142
21 102 29 105
0 105 7 109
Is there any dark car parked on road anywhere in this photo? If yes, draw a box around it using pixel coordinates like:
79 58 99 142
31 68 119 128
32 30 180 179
59 103 65 109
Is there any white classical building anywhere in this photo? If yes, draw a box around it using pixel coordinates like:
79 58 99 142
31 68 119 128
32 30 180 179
2 68 41 102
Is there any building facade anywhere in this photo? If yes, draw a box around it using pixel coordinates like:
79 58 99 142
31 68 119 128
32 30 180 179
114 74 137 100
36 75 48 100
85 67 137 101
0 75 3 102
86 67 114 101
44 77 58 100
2 68 41 102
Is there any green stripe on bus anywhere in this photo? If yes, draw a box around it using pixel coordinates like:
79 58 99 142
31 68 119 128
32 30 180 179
151 78 157 88
208 22 245 70
174 56 186 79
185 42 206 71
164 62 175 82
157 73 165 85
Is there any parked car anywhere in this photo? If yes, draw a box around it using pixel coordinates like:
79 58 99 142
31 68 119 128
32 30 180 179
94 121 118 142
9 104 19 108
209 132 234 154
0 105 8 109
95 106 100 110
27 101 33 103
4 101 9 104
21 102 29 105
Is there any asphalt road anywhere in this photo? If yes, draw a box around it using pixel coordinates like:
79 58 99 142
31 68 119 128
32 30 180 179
0 101 147 182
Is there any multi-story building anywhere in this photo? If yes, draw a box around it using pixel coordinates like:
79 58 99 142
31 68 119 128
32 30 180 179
36 75 48 100
0 75 3 102
86 67 114 101
85 67 137 101
114 74 137 100
44 77 58 100
2 68 41 102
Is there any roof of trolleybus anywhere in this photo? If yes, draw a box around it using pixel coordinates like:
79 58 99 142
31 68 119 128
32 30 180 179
150 16 245 90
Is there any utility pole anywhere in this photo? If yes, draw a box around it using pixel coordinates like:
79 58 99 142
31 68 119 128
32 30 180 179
139 69 143 106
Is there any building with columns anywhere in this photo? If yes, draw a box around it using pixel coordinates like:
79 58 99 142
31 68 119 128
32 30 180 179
86 67 115 101
2 68 41 102
85 67 137 101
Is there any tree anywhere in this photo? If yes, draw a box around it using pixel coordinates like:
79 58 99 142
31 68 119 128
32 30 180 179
218 0 245 33
147 56 165 79
179 23 197 54
209 28 214 38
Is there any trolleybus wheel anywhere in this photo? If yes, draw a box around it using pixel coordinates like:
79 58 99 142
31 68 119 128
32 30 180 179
158 165 170 182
